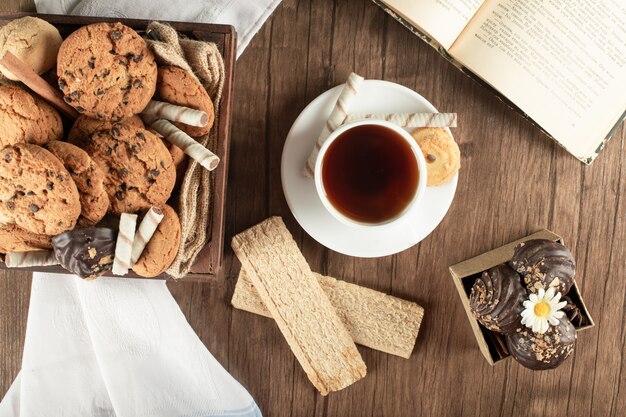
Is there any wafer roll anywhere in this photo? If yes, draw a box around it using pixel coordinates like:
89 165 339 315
231 217 366 395
142 100 209 127
344 112 457 127
303 72 364 178
148 119 220 171
4 251 59 268
112 213 137 276
233 269 424 358
130 207 164 265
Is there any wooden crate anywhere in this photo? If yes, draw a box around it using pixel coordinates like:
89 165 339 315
449 229 595 365
0 13 236 281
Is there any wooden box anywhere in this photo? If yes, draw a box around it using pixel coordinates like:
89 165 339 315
0 13 236 281
449 229 595 365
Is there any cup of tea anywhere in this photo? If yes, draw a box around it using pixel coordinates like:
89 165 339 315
314 119 427 228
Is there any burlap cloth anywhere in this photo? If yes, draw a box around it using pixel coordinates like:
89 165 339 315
145 21 225 278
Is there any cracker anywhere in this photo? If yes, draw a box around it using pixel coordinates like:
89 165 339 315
233 269 424 359
231 217 366 395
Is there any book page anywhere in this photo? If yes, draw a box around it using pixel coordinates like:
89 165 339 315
449 0 626 161
382 0 485 49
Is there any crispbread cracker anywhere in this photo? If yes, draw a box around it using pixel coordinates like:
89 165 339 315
231 217 366 395
233 269 424 359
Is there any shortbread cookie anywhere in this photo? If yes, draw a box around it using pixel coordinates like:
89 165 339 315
155 66 215 137
57 22 157 120
46 141 109 226
0 85 63 148
231 217 366 395
84 123 175 214
0 223 53 253
0 144 80 235
68 114 145 146
233 269 424 359
0 17 63 80
411 128 460 186
132 204 181 277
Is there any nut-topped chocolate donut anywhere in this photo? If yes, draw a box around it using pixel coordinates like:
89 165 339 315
52 227 117 279
469 264 526 334
509 239 575 295
506 315 576 370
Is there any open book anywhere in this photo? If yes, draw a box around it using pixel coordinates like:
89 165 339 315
374 0 626 163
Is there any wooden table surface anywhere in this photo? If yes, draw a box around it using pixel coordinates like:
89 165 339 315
1 1 625 416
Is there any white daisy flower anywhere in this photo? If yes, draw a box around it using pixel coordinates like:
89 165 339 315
520 287 567 334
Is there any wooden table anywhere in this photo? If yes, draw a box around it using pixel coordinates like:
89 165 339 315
1 1 625 416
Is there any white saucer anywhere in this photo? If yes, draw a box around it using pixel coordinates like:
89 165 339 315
281 80 458 258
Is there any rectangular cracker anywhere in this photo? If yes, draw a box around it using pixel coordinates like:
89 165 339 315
233 269 424 359
231 217 366 395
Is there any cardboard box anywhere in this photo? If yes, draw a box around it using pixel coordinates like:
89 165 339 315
449 229 594 365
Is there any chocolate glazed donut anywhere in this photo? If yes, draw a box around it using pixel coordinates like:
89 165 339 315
509 239 575 295
52 227 117 279
469 264 527 334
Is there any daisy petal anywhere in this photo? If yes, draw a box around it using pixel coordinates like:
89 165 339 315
546 287 555 299
548 316 559 326
555 301 567 310
529 293 538 302
523 300 534 309
521 309 532 317
540 320 549 334
532 320 541 333
553 311 564 319
538 288 546 299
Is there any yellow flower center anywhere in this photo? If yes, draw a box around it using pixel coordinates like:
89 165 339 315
534 301 551 317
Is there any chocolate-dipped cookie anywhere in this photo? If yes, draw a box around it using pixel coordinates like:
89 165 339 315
469 264 526 334
510 239 575 295
52 227 117 279
506 316 576 370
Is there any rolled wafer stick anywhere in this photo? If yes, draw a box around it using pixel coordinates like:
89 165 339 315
130 207 165 265
303 72 364 178
112 213 138 276
148 118 220 171
344 112 457 128
142 100 209 127
4 251 59 268
0 51 80 120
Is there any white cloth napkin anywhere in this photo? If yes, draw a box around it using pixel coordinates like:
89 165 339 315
0 273 261 417
35 0 282 57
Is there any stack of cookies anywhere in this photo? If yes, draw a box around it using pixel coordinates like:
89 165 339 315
0 18 217 279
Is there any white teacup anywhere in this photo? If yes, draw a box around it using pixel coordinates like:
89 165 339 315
314 119 427 229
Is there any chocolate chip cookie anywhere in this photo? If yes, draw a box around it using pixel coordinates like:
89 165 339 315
0 223 53 253
46 141 109 226
0 85 63 148
156 66 215 137
84 123 175 214
132 204 181 277
0 144 81 235
68 114 145 146
57 22 157 121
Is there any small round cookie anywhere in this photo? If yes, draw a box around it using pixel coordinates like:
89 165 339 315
67 114 145 146
0 223 52 253
411 128 460 186
45 141 109 226
132 204 181 277
155 66 215 137
0 85 63 148
84 123 175 214
0 144 81 235
57 22 157 121
0 17 63 80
